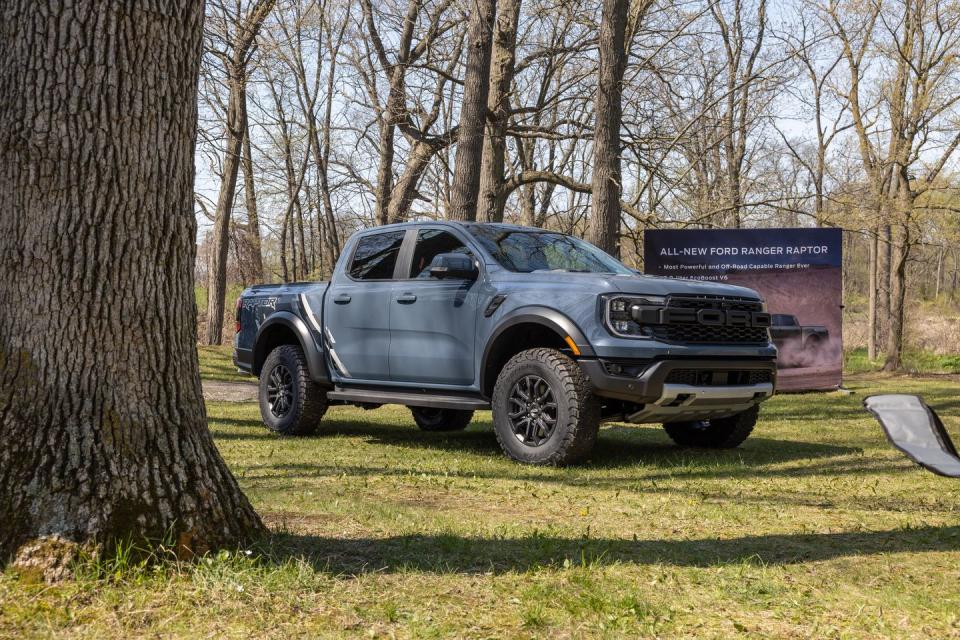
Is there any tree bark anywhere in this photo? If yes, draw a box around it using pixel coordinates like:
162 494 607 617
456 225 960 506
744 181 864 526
587 0 629 255
0 0 264 572
448 0 498 221
477 0 522 223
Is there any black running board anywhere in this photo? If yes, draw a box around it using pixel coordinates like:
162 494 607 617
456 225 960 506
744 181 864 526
327 387 490 411
864 394 960 477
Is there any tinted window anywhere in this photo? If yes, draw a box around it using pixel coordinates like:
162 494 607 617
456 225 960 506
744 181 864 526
409 229 471 278
349 231 405 280
468 226 632 274
772 314 797 326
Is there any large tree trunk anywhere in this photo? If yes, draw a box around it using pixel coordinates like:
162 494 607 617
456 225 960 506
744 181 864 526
477 0 522 223
883 222 909 371
587 0 629 255
448 0 497 221
0 0 264 574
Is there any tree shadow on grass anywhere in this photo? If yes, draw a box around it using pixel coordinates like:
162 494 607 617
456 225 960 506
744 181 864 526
256 524 960 576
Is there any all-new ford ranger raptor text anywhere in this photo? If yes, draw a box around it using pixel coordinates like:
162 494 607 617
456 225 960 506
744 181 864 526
234 222 777 465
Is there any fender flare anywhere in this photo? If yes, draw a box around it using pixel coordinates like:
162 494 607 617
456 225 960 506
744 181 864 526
480 306 595 396
254 311 329 383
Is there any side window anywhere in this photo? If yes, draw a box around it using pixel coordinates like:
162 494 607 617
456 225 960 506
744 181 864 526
409 229 472 278
348 231 406 280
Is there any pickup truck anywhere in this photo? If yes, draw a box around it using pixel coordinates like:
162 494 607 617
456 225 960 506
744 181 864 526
769 314 829 355
234 222 777 465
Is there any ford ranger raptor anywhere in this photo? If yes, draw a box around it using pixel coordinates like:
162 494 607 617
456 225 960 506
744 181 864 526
234 222 777 465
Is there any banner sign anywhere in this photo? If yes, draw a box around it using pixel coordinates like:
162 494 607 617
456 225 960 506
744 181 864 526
643 228 843 391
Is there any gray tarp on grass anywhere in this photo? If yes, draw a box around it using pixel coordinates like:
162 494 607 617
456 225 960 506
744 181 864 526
864 394 960 478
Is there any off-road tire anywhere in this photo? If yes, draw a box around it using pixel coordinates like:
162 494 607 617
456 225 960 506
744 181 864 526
259 344 327 436
410 407 474 432
491 348 600 465
663 404 759 449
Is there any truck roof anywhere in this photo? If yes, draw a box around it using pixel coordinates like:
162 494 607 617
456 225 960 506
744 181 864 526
352 220 553 235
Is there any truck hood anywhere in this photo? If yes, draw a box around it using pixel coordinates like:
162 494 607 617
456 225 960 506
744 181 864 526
609 273 761 299
489 270 762 300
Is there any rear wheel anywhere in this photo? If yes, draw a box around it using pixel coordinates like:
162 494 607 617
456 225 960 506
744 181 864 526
663 405 759 449
491 348 599 465
410 407 474 432
258 344 327 436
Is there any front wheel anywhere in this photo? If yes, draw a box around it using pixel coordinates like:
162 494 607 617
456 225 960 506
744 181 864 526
663 404 759 449
491 348 600 465
410 407 474 432
258 344 328 436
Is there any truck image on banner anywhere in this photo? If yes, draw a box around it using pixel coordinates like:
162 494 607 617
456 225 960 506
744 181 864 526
643 228 843 392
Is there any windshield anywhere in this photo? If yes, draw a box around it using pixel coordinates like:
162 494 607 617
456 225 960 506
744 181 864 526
468 226 633 274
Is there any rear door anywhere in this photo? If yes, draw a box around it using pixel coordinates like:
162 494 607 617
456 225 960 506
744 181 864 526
388 227 480 386
323 229 406 381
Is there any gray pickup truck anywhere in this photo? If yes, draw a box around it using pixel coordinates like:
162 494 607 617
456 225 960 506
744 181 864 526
234 222 777 464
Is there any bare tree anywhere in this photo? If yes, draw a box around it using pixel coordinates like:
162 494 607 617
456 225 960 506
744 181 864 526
204 0 276 345
1 0 264 575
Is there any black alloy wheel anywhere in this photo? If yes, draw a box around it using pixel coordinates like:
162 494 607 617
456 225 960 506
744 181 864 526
507 375 558 447
266 363 294 418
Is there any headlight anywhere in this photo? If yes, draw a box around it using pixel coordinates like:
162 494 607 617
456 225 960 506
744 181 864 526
603 294 666 338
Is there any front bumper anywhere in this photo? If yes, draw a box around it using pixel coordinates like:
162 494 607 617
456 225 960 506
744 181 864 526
578 357 777 424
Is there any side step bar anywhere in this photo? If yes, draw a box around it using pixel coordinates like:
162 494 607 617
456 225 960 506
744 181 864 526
327 387 490 411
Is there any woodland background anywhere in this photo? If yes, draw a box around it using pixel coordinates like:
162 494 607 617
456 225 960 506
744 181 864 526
194 0 960 371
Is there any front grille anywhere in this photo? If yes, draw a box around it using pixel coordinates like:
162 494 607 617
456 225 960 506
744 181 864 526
646 323 770 344
665 369 774 386
651 295 769 344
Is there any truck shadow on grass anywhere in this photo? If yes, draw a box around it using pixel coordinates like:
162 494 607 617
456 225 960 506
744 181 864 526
213 415 865 476
257 524 960 576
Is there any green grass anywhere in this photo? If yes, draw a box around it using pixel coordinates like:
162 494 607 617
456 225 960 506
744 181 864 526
4 369 960 638
197 345 250 383
846 347 960 374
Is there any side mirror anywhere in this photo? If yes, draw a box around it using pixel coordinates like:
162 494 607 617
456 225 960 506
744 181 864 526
429 252 478 280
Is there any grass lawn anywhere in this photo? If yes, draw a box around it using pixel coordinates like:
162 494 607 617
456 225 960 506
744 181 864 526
3 363 960 638
197 345 249 383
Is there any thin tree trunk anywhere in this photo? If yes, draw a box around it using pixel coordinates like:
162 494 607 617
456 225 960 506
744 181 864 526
935 247 944 299
205 79 243 345
867 227 879 360
478 0 521 223
0 0 264 572
204 0 276 345
878 223 891 345
587 0 629 255
448 0 497 221
240 92 264 283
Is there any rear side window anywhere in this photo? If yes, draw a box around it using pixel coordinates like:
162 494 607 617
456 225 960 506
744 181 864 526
409 229 471 278
349 231 405 280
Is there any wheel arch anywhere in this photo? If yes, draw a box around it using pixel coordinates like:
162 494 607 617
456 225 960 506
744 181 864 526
480 307 593 398
253 312 329 383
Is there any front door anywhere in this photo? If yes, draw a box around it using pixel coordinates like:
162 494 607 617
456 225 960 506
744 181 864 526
388 228 480 386
323 229 406 381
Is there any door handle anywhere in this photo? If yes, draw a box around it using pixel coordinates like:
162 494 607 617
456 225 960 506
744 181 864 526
333 294 352 304
396 293 417 304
